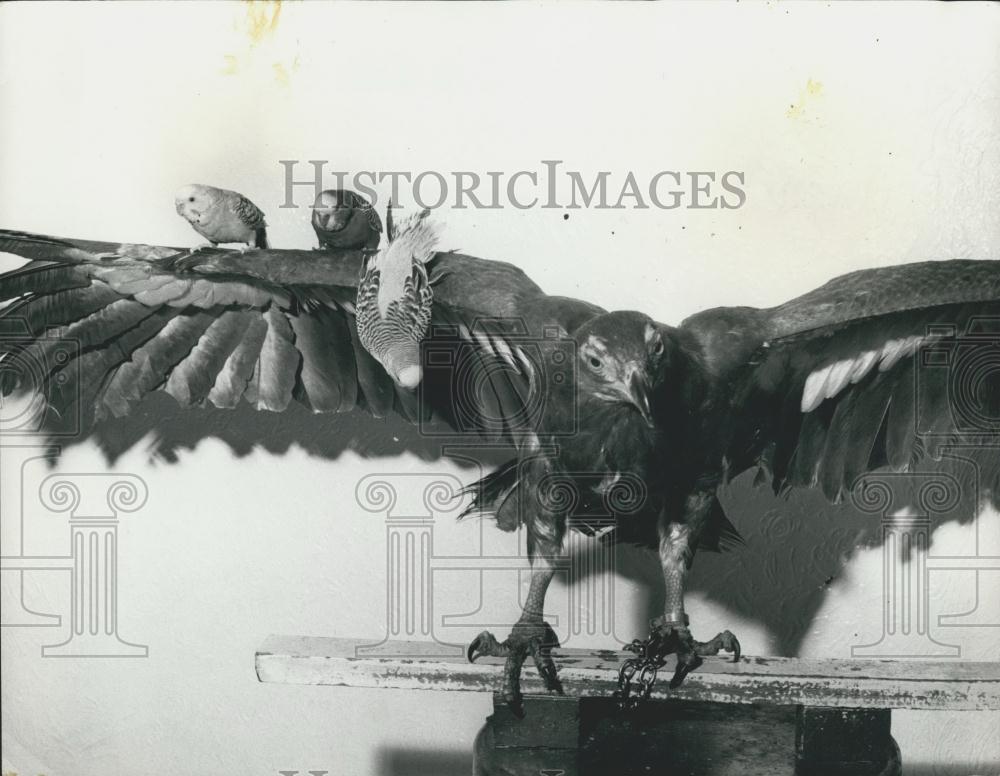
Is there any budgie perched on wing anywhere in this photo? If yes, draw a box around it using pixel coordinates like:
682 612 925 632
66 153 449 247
312 189 382 251
175 184 268 250
355 207 439 389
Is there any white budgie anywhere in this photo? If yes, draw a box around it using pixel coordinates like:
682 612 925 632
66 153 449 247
175 184 268 249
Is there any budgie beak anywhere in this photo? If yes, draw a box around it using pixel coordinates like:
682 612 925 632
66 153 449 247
393 365 422 390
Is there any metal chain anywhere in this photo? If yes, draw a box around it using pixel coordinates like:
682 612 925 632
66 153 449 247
614 636 667 711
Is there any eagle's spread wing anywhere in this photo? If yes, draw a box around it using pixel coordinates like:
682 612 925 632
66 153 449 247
0 230 599 444
679 260 1000 502
5 229 996 506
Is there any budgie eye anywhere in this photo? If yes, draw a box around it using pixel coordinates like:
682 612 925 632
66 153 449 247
188 197 195 203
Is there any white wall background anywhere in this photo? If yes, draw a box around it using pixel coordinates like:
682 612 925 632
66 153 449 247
1 2 998 775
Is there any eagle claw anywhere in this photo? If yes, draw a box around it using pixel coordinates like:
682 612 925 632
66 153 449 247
467 620 563 718
467 631 507 663
642 620 742 690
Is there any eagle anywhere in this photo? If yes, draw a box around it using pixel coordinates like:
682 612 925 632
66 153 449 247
1 227 997 717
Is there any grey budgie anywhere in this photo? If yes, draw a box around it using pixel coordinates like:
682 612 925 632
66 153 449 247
312 189 383 251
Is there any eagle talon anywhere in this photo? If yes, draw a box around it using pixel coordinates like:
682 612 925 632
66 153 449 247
505 692 525 719
532 648 565 695
692 628 741 664
466 621 561 716
669 653 703 689
636 621 741 690
708 630 741 664
467 630 507 663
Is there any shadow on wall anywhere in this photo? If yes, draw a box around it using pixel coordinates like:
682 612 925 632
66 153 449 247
375 747 470 776
79 392 460 465
74 391 992 659
601 462 987 656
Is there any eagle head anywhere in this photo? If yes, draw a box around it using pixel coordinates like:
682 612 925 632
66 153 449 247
573 311 668 427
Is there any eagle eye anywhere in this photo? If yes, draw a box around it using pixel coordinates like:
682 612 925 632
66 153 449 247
653 339 664 355
587 356 603 370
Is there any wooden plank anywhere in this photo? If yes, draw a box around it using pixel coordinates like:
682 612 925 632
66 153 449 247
255 635 1000 711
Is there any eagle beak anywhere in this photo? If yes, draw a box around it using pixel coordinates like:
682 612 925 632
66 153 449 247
625 366 654 426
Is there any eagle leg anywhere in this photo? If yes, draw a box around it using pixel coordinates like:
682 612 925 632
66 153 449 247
648 502 742 689
467 562 563 717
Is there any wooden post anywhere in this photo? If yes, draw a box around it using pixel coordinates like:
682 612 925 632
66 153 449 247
474 697 901 776
475 696 579 776
794 707 898 776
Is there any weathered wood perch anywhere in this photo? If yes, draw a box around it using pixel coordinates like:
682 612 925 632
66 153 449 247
256 636 1000 776
255 635 998 710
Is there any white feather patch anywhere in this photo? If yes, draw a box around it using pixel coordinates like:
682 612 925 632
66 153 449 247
490 335 518 371
801 335 931 413
474 330 494 357
514 346 535 380
879 335 923 372
848 349 879 384
822 359 856 402
801 367 833 412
